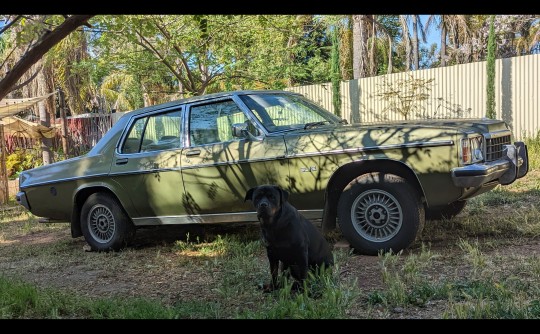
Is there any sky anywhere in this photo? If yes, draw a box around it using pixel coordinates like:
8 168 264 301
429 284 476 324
421 15 440 49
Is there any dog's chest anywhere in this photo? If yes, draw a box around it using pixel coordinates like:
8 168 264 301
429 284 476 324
261 228 304 249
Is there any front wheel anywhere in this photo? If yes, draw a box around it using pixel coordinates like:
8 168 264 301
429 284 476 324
81 193 136 252
337 173 424 255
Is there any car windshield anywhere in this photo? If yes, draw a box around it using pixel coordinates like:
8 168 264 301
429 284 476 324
239 93 342 133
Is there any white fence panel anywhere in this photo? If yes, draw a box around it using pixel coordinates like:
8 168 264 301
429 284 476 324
288 53 540 139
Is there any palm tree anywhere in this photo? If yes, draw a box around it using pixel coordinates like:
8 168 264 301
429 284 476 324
425 15 471 66
399 15 412 70
411 15 426 70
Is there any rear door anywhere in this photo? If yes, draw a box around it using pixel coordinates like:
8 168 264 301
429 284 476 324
109 107 185 223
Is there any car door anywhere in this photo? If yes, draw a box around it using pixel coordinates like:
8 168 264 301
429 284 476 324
109 107 186 224
180 98 288 221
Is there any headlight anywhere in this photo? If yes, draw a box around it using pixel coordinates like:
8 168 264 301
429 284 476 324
460 136 484 165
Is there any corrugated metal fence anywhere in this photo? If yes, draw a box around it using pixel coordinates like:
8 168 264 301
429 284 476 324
287 53 540 140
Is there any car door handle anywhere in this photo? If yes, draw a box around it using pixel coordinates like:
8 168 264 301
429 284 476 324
116 158 128 165
185 149 201 156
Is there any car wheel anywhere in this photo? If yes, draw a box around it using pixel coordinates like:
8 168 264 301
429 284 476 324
425 200 467 220
80 193 136 252
337 172 425 255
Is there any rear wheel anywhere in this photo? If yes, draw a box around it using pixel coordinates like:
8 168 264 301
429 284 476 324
337 173 424 255
81 193 136 252
425 200 467 220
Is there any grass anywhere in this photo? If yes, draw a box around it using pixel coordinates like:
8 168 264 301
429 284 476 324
2 135 540 318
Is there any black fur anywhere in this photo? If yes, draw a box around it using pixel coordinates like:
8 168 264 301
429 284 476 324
245 185 334 292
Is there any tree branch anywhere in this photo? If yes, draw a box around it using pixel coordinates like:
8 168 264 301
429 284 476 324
133 29 195 93
0 15 21 36
0 14 95 101
8 65 43 92
153 20 200 89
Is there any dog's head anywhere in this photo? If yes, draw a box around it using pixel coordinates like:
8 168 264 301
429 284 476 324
244 185 289 221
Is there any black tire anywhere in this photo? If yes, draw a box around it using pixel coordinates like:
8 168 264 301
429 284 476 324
425 200 467 220
80 193 136 252
337 173 425 255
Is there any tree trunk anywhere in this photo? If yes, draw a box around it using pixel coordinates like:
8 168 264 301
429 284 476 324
0 15 94 101
400 15 412 71
352 15 367 79
37 64 53 165
412 15 419 70
369 15 377 76
440 23 447 67
58 89 69 158
352 15 361 79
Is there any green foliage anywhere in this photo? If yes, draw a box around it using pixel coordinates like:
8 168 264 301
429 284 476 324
375 74 435 119
525 131 540 170
331 29 342 117
6 149 42 178
486 15 497 119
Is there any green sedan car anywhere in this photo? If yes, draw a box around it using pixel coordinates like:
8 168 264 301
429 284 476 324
16 90 529 254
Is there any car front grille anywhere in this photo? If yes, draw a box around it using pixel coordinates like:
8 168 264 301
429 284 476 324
485 135 511 162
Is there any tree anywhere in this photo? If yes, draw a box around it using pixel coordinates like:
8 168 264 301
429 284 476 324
375 75 434 120
0 15 94 101
352 15 368 79
331 29 341 117
486 15 496 119
399 15 426 71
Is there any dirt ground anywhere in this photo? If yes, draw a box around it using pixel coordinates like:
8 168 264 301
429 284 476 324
3 214 540 319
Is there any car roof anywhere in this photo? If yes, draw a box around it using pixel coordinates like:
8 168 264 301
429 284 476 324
121 89 298 118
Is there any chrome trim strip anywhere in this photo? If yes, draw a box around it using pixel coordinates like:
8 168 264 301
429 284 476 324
290 140 454 158
179 155 286 170
20 173 110 189
109 168 182 177
131 210 324 226
483 130 512 139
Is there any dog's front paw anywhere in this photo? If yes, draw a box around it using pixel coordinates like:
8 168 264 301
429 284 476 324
290 281 304 293
258 282 277 293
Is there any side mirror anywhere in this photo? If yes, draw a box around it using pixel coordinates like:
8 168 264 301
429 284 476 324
232 122 248 138
231 122 262 141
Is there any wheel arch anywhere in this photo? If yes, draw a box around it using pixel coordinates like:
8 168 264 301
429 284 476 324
321 159 425 233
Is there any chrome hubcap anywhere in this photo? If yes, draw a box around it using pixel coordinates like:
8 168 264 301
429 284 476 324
88 204 115 244
351 189 402 242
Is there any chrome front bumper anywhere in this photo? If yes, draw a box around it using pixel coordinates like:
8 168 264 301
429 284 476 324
451 141 528 188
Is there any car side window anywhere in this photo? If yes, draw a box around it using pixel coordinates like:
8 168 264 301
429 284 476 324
121 109 182 154
189 100 256 146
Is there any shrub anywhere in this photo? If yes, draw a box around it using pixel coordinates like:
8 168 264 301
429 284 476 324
6 149 42 179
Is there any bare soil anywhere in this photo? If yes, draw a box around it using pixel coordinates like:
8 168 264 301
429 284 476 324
2 209 540 318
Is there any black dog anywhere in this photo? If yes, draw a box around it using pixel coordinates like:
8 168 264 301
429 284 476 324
244 185 334 292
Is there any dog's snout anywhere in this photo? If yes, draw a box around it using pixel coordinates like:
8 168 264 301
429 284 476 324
259 201 268 208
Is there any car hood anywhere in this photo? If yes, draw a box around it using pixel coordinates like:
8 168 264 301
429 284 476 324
282 118 510 155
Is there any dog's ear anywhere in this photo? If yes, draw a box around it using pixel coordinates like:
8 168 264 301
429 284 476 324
244 187 256 202
275 185 289 205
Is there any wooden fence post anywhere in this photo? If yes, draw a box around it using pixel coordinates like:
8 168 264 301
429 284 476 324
0 123 9 205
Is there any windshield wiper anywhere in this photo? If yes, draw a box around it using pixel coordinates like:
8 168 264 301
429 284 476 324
304 121 330 130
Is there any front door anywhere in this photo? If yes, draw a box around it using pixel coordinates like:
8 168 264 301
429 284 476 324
180 98 288 222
